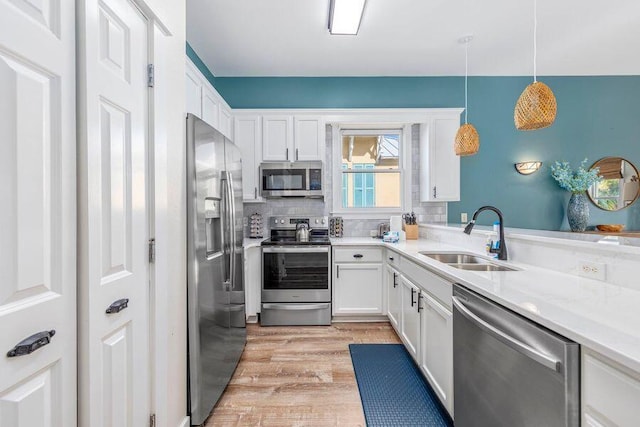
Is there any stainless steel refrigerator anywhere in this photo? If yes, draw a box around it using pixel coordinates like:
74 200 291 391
186 114 246 426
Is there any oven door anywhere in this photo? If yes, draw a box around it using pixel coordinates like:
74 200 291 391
262 246 330 302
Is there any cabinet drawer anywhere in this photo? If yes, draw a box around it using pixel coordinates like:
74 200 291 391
333 247 383 263
386 249 401 268
583 350 640 426
402 258 452 309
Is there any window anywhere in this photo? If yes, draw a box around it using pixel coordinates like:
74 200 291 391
333 127 411 217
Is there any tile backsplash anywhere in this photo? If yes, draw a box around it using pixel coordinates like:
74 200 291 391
244 124 447 237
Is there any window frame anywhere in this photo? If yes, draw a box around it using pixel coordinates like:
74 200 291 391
332 125 412 219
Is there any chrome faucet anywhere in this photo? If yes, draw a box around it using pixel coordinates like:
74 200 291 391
463 206 508 261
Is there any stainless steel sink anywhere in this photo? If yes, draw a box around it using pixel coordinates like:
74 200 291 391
418 252 519 272
418 252 491 264
448 263 518 272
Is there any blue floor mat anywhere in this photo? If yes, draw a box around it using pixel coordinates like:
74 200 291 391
349 344 454 427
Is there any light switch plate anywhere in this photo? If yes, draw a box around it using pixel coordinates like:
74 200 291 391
461 213 468 223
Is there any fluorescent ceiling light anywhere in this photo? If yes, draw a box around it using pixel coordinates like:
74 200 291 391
329 0 366 35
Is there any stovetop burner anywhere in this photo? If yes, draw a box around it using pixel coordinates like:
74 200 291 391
261 216 331 246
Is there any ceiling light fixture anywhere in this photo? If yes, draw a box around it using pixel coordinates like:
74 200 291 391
328 0 366 35
514 0 557 130
454 35 479 156
515 161 543 175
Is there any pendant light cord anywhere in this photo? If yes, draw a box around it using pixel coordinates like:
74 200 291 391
464 40 469 124
533 0 537 82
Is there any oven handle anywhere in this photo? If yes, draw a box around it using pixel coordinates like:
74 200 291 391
262 246 330 254
262 303 330 311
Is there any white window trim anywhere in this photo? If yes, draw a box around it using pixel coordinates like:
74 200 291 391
331 124 412 219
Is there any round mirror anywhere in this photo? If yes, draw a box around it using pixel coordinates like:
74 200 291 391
587 157 640 211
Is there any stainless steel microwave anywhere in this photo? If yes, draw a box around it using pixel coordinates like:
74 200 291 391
260 161 323 198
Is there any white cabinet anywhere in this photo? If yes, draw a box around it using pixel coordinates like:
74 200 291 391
294 116 325 161
185 64 202 117
400 276 421 360
185 57 233 139
243 245 262 320
582 349 640 426
261 115 325 162
386 264 401 330
420 116 461 201
332 247 384 316
202 86 220 130
262 116 293 161
419 290 454 415
234 116 263 202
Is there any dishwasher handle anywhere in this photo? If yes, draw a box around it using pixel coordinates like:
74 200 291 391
452 296 562 373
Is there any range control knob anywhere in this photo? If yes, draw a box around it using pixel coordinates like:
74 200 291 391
280 219 285 224
315 219 319 224
322 219 326 224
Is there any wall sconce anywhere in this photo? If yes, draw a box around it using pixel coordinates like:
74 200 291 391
515 161 542 175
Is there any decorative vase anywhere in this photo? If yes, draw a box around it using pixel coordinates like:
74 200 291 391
567 192 589 232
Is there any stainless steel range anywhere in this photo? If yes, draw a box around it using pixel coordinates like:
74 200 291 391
261 216 331 326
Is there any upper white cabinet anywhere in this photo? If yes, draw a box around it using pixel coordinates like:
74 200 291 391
420 116 461 201
261 115 325 162
185 58 233 139
234 115 263 202
294 116 325 161
262 116 293 161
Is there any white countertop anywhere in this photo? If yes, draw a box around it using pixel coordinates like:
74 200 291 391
243 237 265 249
332 237 640 373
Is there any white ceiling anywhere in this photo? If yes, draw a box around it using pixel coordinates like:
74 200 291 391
186 0 640 77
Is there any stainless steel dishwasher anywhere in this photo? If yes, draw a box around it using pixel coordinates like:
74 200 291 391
452 284 580 427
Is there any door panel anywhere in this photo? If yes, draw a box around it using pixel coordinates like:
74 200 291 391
0 0 75 426
78 0 149 425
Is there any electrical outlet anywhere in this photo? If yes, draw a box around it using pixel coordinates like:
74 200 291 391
370 230 378 237
461 213 468 223
577 260 606 281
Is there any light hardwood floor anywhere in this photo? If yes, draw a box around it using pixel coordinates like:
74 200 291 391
205 322 402 427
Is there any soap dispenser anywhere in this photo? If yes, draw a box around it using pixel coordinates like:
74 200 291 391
491 221 501 258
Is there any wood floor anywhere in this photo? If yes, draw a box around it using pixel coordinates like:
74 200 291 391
205 322 402 427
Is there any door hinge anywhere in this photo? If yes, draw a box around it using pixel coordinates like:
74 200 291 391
147 64 154 88
149 414 156 427
148 238 156 263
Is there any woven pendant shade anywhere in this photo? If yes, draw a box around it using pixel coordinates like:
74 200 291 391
454 123 479 156
514 81 557 130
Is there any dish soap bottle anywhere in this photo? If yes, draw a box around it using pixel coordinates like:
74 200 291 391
491 221 501 258
485 226 494 256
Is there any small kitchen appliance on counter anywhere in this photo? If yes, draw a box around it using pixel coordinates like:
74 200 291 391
261 216 331 326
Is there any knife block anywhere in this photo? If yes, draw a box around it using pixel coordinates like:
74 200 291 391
403 224 418 240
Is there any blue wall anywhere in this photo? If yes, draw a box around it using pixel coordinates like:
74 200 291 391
188 42 640 230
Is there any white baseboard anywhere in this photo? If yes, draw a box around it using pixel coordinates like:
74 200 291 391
178 416 190 427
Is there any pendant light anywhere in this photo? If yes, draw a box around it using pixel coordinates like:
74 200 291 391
514 0 557 130
455 35 479 156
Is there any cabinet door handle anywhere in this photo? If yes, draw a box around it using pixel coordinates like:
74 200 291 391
286 148 289 160
411 288 416 307
7 330 56 357
417 291 423 312
336 265 340 278
433 186 437 198
393 272 398 288
106 298 129 314
353 254 363 259
296 148 299 161
254 187 258 199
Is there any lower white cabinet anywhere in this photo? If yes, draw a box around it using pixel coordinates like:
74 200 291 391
243 245 262 319
400 276 421 360
419 290 454 415
386 264 401 330
582 349 640 426
333 263 383 315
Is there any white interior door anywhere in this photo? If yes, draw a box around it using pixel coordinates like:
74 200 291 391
77 0 151 425
0 1 76 426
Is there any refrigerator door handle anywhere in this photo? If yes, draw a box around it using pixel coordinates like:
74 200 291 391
227 171 237 289
452 296 561 372
221 173 232 286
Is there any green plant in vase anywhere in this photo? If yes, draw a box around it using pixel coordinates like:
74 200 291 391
550 159 602 232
